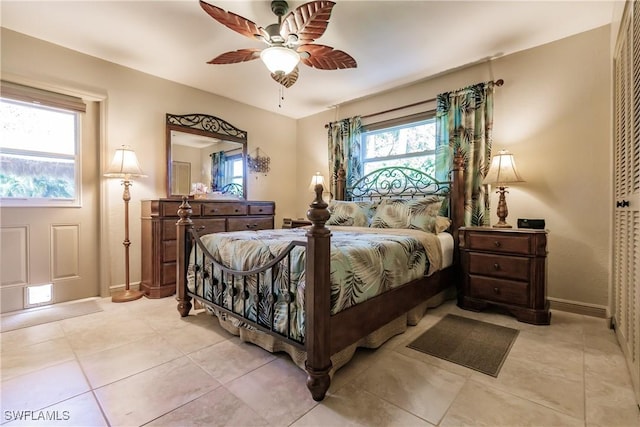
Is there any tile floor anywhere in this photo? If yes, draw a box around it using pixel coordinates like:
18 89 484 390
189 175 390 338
1 296 639 427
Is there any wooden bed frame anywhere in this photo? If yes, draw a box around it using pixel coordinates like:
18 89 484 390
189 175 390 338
175 154 465 401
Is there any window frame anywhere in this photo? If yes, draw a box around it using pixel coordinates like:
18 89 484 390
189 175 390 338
0 84 84 208
360 110 437 177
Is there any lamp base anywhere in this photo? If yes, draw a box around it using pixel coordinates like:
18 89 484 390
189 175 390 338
492 221 513 229
112 289 144 303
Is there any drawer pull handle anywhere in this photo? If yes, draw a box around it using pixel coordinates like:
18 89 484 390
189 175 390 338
246 223 258 229
494 263 500 270
258 208 263 212
494 241 501 247
235 209 239 212
494 287 500 294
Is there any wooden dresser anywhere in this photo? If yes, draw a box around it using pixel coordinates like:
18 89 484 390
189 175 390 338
141 198 275 298
458 226 550 325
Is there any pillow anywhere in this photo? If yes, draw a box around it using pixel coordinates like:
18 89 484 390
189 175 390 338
370 196 445 232
434 215 452 234
370 199 411 228
406 196 444 232
326 200 369 227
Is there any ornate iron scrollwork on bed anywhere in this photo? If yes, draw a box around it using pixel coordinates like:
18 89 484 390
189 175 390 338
346 166 450 200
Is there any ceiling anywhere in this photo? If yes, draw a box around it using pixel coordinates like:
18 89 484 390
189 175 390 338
1 1 616 119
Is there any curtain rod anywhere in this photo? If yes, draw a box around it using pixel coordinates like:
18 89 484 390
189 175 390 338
326 79 504 127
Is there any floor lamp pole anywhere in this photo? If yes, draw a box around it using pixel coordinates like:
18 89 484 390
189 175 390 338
112 179 143 302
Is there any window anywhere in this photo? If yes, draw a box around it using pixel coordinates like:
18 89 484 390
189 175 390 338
225 154 244 186
361 112 436 177
0 82 84 207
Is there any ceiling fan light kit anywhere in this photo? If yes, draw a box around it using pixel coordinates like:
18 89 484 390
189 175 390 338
260 46 300 75
199 0 356 88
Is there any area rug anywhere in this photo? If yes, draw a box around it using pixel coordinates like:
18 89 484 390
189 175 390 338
1 299 103 332
407 313 519 377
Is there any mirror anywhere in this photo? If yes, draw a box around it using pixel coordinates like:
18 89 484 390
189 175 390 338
166 113 247 199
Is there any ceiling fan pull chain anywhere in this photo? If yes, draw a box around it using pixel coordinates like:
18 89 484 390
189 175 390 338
278 84 284 108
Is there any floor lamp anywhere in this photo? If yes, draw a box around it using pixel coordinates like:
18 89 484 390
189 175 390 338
105 145 146 302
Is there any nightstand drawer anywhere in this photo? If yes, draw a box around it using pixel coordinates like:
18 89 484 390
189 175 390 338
469 276 529 306
467 232 531 255
469 252 530 281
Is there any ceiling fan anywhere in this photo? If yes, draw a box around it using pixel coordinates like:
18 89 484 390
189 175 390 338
199 0 357 88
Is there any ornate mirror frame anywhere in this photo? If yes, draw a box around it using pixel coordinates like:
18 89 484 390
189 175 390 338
166 113 248 199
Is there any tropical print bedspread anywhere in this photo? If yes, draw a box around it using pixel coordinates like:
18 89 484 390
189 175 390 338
187 226 443 342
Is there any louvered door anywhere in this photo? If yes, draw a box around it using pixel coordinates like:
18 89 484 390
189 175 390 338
613 0 640 405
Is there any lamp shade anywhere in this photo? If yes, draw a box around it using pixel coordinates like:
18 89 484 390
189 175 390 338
104 145 146 179
260 46 300 75
482 149 524 186
309 172 326 192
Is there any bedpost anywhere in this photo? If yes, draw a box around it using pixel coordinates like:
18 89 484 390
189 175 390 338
450 149 465 240
305 183 332 401
176 197 193 317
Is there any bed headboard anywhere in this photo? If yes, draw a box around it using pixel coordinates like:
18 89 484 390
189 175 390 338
333 152 465 237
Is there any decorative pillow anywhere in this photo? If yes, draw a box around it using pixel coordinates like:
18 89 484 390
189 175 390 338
407 196 444 232
370 196 445 232
370 199 411 228
326 201 369 227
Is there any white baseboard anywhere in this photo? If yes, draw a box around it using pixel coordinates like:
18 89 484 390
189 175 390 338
548 297 608 319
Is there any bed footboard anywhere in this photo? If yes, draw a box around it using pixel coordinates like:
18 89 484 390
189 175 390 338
175 189 334 401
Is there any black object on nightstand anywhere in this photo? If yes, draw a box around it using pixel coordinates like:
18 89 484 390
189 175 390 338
458 226 551 325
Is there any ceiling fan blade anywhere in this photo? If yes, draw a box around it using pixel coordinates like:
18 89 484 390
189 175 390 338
207 48 261 64
199 0 269 41
280 1 336 44
298 44 357 70
271 67 299 88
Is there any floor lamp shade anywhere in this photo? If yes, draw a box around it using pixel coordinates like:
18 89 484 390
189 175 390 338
482 149 525 228
104 145 146 179
105 145 146 302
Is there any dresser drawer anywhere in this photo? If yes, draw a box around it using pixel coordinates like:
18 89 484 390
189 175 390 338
160 201 184 217
249 204 274 215
227 216 274 232
469 252 530 281
161 262 176 286
193 219 226 235
202 203 247 216
469 276 529 306
467 232 531 255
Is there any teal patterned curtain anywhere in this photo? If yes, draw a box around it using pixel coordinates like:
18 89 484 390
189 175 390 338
327 116 363 198
435 82 495 226
210 151 226 191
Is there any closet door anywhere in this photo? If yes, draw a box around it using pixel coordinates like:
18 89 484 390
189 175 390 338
613 0 640 405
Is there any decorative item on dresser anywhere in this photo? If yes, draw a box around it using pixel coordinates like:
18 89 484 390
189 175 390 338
458 226 550 325
140 199 275 298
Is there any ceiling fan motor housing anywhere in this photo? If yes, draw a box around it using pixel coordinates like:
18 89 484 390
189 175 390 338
271 0 289 17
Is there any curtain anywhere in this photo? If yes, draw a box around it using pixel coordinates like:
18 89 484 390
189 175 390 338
327 116 362 198
210 151 226 191
435 82 495 226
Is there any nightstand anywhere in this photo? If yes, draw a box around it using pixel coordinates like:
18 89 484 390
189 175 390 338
282 218 312 228
458 226 550 325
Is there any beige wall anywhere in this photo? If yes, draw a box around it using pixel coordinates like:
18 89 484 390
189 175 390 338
1 25 613 309
297 26 612 308
1 28 298 297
